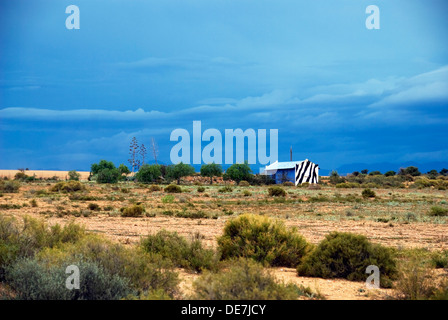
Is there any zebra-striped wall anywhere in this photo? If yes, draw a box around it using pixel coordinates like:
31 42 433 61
295 159 319 185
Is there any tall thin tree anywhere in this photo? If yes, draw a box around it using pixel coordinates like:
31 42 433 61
128 137 140 173
139 143 147 166
150 137 159 165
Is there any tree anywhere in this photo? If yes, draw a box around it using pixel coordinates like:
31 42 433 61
135 164 162 183
91 160 115 175
329 170 343 184
369 171 382 176
90 160 120 183
166 162 195 184
224 162 252 184
128 137 140 173
398 166 421 177
384 171 396 177
352 171 360 177
68 170 80 181
361 169 369 175
440 168 448 176
118 164 131 180
427 169 438 179
139 144 147 166
150 137 159 165
200 163 223 184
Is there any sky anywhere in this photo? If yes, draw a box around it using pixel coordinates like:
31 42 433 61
1 0 448 174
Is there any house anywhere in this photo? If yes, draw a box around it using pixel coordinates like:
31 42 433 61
262 159 319 185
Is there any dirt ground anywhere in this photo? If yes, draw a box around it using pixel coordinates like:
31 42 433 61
1 178 447 300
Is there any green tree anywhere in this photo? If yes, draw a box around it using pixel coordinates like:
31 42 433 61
427 169 438 179
369 171 382 176
384 170 396 177
118 164 130 176
399 166 421 177
329 170 343 184
224 162 252 184
91 160 116 175
440 168 448 176
200 163 223 184
90 160 120 183
361 169 369 175
68 170 80 181
135 164 162 184
166 162 195 184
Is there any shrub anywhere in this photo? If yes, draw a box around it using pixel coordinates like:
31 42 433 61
430 250 448 268
197 186 205 193
136 164 162 184
282 181 294 187
161 195 175 203
239 180 250 187
120 204 145 217
141 230 217 272
268 186 286 197
428 206 448 217
88 203 100 211
6 257 132 300
30 199 38 207
50 181 85 193
96 168 120 184
297 232 397 288
243 190 251 197
217 214 309 267
0 180 20 193
218 186 233 193
166 163 195 184
164 184 182 193
191 258 310 300
361 188 376 198
148 185 162 192
68 170 81 181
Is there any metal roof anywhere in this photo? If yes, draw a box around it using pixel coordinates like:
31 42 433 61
263 160 307 171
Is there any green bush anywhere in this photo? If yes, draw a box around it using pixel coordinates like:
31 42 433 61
0 180 21 193
88 203 100 211
268 186 286 197
362 188 376 198
217 214 309 267
297 232 397 287
430 250 448 268
148 185 162 192
50 181 85 193
6 257 132 300
242 190 251 197
428 206 448 217
120 204 145 217
141 230 217 272
191 258 312 300
224 162 252 184
197 186 206 193
282 181 294 187
164 184 182 193
37 236 180 296
161 195 175 203
239 180 250 187
136 164 162 184
96 168 120 184
68 170 81 181
218 186 233 193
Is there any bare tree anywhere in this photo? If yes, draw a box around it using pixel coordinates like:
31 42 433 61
128 137 140 173
139 143 147 166
150 137 159 164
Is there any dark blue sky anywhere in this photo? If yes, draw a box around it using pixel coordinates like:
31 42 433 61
1 0 447 174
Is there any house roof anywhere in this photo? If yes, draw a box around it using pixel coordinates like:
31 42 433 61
263 160 307 171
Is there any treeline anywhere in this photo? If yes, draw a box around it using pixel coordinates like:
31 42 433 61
327 166 448 189
87 160 274 185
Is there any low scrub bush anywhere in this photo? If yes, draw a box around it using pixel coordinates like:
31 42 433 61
164 184 182 193
6 257 132 300
148 185 162 192
242 190 251 197
430 250 448 268
197 186 206 193
218 186 233 193
87 203 100 211
0 180 20 193
297 232 397 287
282 181 294 187
217 214 309 267
239 180 250 187
141 230 217 272
268 186 286 197
361 188 376 198
120 204 145 217
50 181 85 193
428 206 448 217
191 258 313 300
161 195 175 203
